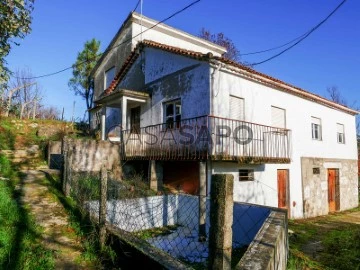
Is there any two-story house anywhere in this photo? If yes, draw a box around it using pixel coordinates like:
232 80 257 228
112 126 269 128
90 12 359 219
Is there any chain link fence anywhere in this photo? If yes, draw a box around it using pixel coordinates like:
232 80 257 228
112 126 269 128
67 168 274 268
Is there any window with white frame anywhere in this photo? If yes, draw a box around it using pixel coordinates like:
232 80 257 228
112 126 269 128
337 123 345 144
104 66 115 90
311 117 322 140
164 99 181 128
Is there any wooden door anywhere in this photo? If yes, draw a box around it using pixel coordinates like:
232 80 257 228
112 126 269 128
328 169 339 212
130 106 141 133
277 170 289 211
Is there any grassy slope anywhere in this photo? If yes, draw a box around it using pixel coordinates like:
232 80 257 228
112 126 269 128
0 118 76 269
288 211 360 270
0 118 73 150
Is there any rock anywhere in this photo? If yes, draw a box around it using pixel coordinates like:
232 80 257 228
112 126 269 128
27 145 40 154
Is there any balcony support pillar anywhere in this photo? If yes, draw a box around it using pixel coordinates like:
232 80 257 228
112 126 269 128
121 97 127 130
149 160 163 192
101 106 106 141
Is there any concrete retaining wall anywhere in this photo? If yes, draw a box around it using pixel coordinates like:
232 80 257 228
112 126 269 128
236 210 288 270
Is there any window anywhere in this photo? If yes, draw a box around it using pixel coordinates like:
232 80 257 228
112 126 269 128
337 123 345 144
239 169 254 181
271 106 286 128
311 117 322 140
164 100 181 128
229 95 245 121
104 67 115 90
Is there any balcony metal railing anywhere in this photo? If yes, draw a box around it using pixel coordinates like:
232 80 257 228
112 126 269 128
115 115 291 163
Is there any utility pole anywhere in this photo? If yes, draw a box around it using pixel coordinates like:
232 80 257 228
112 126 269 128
5 82 36 117
32 98 39 120
32 84 40 120
72 101 76 124
61 107 65 121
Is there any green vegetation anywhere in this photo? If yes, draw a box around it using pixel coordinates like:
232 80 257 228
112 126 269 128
2 117 78 143
41 171 117 267
0 154 55 269
134 225 179 240
288 214 360 270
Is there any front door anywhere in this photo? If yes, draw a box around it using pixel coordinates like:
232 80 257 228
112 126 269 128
130 106 141 133
277 169 289 213
328 169 339 212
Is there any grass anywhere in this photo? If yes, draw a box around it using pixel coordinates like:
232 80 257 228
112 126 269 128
0 117 85 152
41 171 117 268
0 154 55 269
288 213 360 270
134 225 179 240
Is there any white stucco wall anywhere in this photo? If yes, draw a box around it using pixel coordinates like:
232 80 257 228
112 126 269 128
117 48 210 128
210 66 358 218
211 67 357 160
131 21 225 57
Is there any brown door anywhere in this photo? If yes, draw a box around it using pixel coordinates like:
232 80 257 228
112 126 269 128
328 169 339 212
277 170 289 212
130 106 141 133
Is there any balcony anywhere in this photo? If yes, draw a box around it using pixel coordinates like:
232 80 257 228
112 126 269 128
112 115 291 163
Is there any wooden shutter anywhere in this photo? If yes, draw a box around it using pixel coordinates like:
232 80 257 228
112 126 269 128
271 106 286 128
230 96 244 121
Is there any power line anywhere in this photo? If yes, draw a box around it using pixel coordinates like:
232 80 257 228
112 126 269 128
240 32 309 56
11 0 201 80
133 0 141 12
250 0 347 66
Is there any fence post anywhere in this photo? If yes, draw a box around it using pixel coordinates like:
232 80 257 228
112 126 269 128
208 174 234 270
99 160 108 250
199 161 207 241
62 150 71 196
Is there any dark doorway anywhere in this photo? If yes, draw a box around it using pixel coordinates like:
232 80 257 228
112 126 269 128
163 161 200 194
130 106 141 133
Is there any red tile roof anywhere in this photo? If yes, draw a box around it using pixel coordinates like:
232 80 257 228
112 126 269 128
100 40 358 115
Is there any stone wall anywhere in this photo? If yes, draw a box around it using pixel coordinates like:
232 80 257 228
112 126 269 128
301 157 359 218
54 138 123 195
62 138 122 177
236 210 288 270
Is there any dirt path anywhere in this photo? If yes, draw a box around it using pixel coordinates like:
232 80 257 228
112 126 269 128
18 169 90 269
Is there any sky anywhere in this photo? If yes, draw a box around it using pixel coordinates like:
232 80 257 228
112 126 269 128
6 0 360 120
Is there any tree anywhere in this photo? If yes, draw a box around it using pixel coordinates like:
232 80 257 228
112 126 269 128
0 0 34 82
68 39 101 124
199 28 240 61
326 86 360 145
9 68 41 118
37 105 61 120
